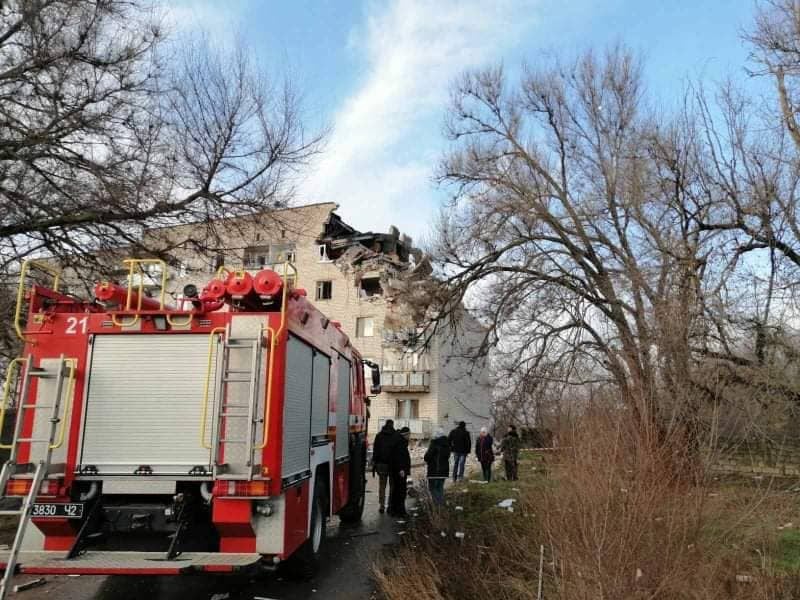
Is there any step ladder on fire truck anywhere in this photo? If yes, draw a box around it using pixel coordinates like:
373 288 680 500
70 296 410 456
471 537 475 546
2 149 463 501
0 355 75 598
206 326 265 479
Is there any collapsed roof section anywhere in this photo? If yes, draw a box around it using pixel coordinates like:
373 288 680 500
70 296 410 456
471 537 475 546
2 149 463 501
317 212 432 302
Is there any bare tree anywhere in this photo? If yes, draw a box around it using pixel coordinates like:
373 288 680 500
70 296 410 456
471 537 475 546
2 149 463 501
430 47 723 438
0 0 323 358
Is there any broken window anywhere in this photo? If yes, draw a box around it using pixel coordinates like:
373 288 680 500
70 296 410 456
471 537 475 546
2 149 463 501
356 317 374 337
318 244 331 262
315 280 332 300
359 276 382 297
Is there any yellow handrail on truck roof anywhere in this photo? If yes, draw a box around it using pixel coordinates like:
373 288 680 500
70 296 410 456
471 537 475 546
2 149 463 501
110 258 168 327
14 260 62 343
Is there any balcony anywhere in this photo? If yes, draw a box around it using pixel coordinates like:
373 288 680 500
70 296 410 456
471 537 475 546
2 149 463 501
381 370 430 393
379 418 432 438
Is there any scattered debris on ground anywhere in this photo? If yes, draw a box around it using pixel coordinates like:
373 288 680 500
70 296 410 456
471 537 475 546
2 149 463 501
13 578 46 593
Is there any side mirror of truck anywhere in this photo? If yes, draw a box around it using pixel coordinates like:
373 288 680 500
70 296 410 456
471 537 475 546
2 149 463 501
370 366 381 395
362 359 381 395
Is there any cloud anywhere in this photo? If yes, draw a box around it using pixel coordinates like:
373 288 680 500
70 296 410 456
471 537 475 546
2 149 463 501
159 1 250 41
300 0 538 242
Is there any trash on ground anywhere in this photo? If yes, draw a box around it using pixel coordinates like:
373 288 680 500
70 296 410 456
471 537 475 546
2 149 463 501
455 506 463 511
14 578 47 593
441 531 447 537
512 488 520 492
210 594 230 600
454 531 465 539
636 568 643 580
398 531 407 536
736 574 754 583
395 520 406 524
497 498 516 508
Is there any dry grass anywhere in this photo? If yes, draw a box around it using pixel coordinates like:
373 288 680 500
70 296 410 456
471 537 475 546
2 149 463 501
374 414 800 600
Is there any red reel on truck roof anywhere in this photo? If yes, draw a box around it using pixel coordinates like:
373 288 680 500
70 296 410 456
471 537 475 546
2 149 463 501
253 269 283 298
225 271 253 298
200 278 226 301
94 282 165 311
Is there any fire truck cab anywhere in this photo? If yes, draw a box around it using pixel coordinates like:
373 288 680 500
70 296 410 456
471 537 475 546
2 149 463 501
0 259 375 594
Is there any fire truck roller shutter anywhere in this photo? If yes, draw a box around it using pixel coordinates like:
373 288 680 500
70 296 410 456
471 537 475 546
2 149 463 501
79 334 219 475
310 351 330 438
282 335 313 479
335 354 351 460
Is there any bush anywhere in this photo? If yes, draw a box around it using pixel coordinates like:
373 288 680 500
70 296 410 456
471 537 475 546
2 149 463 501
374 412 800 599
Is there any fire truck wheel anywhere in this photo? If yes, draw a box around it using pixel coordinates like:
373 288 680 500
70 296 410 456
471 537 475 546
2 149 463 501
295 482 327 570
339 442 367 524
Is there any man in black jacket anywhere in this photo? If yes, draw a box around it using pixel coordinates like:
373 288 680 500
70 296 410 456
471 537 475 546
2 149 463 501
448 421 471 481
388 427 411 518
371 420 397 514
424 428 450 505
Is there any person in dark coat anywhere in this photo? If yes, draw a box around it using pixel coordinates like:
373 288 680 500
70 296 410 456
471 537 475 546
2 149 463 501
424 428 451 506
448 421 471 481
388 426 411 517
371 420 398 514
499 424 521 481
475 426 495 482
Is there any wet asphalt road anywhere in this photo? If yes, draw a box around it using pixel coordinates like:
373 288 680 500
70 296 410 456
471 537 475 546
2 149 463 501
10 476 413 600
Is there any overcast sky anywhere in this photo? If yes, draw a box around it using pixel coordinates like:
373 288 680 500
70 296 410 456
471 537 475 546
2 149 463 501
162 0 761 244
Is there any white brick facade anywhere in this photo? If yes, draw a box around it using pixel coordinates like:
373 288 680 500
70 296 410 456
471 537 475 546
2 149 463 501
69 202 493 440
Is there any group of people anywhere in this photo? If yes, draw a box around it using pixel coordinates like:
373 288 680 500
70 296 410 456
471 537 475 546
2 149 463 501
371 419 522 515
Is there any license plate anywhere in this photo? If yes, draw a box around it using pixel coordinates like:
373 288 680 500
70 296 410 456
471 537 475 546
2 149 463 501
32 503 83 519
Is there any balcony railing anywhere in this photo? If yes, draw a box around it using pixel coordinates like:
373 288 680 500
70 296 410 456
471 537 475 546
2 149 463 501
381 370 430 392
379 418 432 438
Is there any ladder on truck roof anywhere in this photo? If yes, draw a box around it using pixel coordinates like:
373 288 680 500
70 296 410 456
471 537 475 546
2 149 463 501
0 355 74 600
204 330 265 479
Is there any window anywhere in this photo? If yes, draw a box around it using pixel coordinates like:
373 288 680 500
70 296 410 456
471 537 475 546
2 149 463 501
356 317 374 337
271 242 295 264
243 243 296 268
359 276 382 297
316 280 332 300
395 399 419 419
318 244 331 262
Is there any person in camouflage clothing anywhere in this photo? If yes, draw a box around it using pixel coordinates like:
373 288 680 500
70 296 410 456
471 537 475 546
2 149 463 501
500 424 521 481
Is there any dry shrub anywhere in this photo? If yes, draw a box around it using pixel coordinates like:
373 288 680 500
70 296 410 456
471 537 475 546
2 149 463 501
373 477 545 600
372 551 444 600
540 408 787 599
374 412 800 600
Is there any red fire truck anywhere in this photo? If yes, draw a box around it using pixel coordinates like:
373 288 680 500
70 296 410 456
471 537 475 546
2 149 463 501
0 258 377 596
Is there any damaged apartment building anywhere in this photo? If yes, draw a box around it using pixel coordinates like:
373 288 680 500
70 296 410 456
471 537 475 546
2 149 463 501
59 202 493 439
